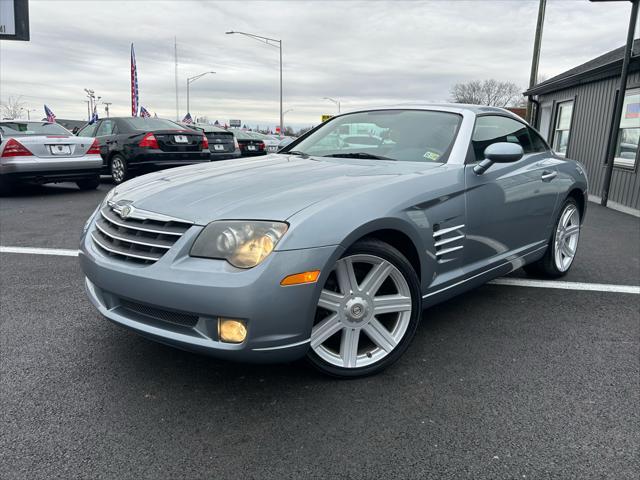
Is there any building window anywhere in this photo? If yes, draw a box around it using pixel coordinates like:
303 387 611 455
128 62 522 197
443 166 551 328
552 100 574 156
614 89 640 169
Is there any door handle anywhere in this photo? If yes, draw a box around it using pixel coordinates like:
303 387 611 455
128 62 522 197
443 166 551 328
541 170 557 182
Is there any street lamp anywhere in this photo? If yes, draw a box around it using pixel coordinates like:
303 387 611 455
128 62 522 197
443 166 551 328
323 97 341 114
226 30 283 137
186 71 215 118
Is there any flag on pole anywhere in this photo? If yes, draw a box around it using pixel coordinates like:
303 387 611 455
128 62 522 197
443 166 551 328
89 104 99 125
182 113 193 124
44 105 56 123
153 112 158 118
131 43 139 117
140 106 151 118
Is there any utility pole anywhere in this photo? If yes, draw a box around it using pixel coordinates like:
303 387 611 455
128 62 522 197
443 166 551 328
174 37 179 121
527 0 546 124
226 31 283 137
103 102 112 118
595 0 639 207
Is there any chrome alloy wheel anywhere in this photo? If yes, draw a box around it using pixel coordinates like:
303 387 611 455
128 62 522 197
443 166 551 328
111 157 125 183
554 203 580 272
310 254 413 369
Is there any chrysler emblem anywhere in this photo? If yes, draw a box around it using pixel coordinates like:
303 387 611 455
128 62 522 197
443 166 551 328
120 205 132 219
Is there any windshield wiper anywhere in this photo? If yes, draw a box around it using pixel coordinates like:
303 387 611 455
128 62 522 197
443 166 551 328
285 150 310 158
322 152 396 161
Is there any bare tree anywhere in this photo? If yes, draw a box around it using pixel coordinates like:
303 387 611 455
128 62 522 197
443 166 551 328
0 96 26 120
450 79 522 107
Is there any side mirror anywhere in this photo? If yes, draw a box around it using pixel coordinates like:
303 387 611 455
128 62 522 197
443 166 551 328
474 142 524 175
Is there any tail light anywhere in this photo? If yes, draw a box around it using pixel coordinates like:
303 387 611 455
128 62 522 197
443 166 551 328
258 142 265 151
86 138 101 155
139 132 159 149
201 135 209 150
234 138 240 150
1 138 33 158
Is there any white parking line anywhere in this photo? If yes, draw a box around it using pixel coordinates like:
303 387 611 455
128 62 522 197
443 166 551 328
1 245 639 295
488 277 640 295
0 246 79 257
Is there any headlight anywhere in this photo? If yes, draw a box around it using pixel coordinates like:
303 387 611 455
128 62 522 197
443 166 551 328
190 221 288 268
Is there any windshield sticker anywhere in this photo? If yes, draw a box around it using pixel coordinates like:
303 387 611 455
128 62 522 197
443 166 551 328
423 151 440 161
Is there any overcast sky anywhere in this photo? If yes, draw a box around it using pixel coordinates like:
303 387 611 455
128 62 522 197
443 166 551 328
0 0 636 129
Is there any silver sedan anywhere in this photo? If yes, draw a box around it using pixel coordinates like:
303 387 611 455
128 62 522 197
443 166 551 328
0 121 103 194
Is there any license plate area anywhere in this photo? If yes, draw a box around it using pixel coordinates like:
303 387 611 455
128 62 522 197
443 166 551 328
49 145 72 155
213 144 225 151
247 145 256 151
174 135 189 143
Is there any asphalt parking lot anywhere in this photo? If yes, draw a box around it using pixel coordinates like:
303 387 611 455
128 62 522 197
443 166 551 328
1 182 638 479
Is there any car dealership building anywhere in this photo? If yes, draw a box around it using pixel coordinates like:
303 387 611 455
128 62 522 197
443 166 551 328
525 40 640 216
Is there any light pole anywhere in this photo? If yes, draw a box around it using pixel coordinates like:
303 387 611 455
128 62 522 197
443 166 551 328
103 102 112 118
589 0 639 207
226 30 283 137
323 97 341 114
186 71 215 117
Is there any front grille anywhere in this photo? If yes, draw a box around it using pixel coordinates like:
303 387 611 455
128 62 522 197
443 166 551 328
119 298 199 328
91 205 192 265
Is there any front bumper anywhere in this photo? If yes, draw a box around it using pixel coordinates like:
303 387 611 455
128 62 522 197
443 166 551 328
79 225 340 363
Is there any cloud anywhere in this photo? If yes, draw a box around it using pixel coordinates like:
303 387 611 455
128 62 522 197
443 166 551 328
0 0 632 128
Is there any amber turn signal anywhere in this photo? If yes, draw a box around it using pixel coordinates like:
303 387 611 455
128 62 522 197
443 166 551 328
280 270 321 286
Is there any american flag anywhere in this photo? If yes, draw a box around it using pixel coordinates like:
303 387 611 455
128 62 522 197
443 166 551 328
140 106 151 118
131 43 139 117
626 102 640 119
44 105 56 123
182 113 193 124
89 105 99 125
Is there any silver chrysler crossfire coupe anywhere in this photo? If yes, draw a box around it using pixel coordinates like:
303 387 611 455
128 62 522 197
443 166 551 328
79 105 587 377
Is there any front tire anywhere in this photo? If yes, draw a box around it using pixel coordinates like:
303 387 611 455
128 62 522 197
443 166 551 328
524 198 581 278
109 155 128 185
307 239 422 378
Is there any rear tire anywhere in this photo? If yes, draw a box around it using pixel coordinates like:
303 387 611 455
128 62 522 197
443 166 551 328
307 239 422 378
109 155 128 184
0 176 16 196
524 198 581 278
76 176 100 191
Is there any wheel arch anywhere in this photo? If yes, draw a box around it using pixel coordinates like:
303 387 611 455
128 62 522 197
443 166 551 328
338 218 425 281
566 187 587 223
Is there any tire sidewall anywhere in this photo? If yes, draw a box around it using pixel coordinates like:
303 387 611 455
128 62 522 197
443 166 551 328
110 155 127 184
548 197 580 276
306 239 422 378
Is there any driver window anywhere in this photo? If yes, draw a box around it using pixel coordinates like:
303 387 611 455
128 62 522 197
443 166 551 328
472 116 533 161
95 120 114 137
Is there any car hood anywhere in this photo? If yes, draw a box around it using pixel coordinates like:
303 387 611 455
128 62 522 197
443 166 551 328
112 154 441 225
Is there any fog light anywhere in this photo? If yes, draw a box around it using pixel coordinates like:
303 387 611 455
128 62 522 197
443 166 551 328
280 270 321 286
218 318 247 343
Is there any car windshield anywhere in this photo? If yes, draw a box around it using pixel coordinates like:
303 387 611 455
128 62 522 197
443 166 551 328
123 118 185 131
285 110 462 163
0 122 71 136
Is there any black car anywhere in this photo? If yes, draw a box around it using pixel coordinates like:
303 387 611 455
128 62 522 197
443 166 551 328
230 130 267 157
76 117 210 184
180 123 241 160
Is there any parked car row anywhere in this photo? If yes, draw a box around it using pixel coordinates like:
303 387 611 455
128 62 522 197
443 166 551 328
0 117 296 192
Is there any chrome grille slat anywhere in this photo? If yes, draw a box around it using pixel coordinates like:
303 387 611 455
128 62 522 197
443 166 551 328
91 205 192 265
95 219 173 249
433 223 465 260
101 208 186 236
91 231 162 261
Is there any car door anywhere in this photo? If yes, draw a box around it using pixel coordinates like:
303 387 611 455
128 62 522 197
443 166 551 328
94 119 117 163
463 114 559 274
